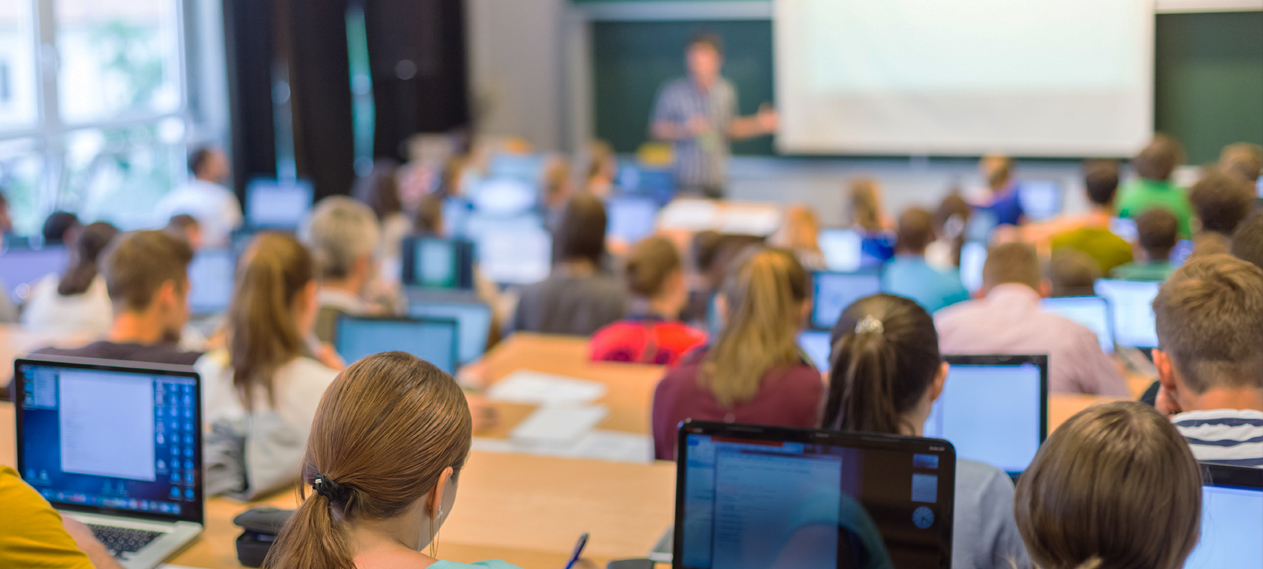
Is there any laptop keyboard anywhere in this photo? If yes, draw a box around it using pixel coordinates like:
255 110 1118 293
88 525 164 556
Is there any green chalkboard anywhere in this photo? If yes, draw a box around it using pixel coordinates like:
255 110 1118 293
590 11 1263 162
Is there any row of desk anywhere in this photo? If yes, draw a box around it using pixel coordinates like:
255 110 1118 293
0 326 1135 569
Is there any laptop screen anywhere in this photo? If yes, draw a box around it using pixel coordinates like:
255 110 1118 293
1018 180 1063 222
1093 279 1160 349
409 301 492 365
246 178 314 229
819 229 863 272
334 316 459 375
186 249 235 315
1039 296 1114 353
15 359 203 523
811 271 882 329
923 356 1048 476
676 422 955 568
1 245 69 303
606 196 659 244
1185 465 1263 569
402 237 473 291
959 241 987 293
475 225 552 285
796 330 832 374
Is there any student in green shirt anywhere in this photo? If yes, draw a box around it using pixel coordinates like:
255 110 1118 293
1111 209 1179 281
1115 134 1194 238
1050 160 1134 275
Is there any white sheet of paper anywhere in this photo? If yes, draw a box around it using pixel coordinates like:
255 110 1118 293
510 405 608 445
658 199 720 231
472 429 653 464
486 370 607 405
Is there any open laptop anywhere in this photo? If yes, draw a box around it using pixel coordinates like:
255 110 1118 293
245 178 314 231
818 228 863 272
1017 180 1063 222
796 329 833 374
606 195 660 244
475 224 553 285
959 241 987 293
1185 463 1263 569
1093 279 1160 350
0 243 68 304
400 235 475 291
675 421 956 568
14 357 204 569
186 249 236 316
810 270 882 329
409 299 493 365
1039 296 1115 354
923 355 1049 478
334 315 460 375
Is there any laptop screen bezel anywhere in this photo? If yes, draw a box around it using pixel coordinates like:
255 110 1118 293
673 420 957 569
940 354 1050 476
333 314 462 374
14 356 205 525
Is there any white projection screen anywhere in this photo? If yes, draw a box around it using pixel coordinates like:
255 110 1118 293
774 0 1155 157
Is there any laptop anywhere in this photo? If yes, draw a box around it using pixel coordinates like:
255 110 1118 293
14 357 204 569
923 355 1048 478
1017 180 1063 222
409 299 493 365
475 224 553 285
245 178 314 230
606 195 660 244
818 228 863 272
1093 279 1160 350
0 243 68 303
959 241 987 293
400 235 475 291
186 249 236 316
1185 463 1263 569
334 315 460 375
675 421 956 568
1109 217 1139 242
810 270 882 329
1039 296 1115 354
796 329 833 374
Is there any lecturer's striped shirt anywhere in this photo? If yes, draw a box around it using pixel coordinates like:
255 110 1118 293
1171 409 1263 468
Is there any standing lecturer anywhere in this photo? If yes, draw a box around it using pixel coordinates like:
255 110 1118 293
650 34 778 199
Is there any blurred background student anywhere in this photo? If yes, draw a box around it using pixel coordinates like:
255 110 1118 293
165 214 204 251
1116 134 1193 238
1047 160 1133 275
301 197 386 343
352 158 412 270
846 179 896 267
41 211 80 247
590 236 706 366
768 204 827 271
1186 168 1255 258
155 146 242 248
1111 209 1180 281
652 247 821 460
881 207 969 313
585 140 618 197
21 222 119 335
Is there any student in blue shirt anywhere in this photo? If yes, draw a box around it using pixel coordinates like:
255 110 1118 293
975 154 1025 227
881 208 970 314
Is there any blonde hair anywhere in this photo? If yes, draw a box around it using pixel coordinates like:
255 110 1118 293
847 179 885 232
771 204 822 254
701 247 808 406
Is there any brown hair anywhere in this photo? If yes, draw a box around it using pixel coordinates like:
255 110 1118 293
933 193 971 267
1152 254 1263 394
435 155 467 199
822 294 941 434
59 222 119 296
264 352 472 569
1136 208 1179 261
101 230 194 312
1219 142 1263 182
1133 134 1184 182
847 179 885 232
543 158 572 204
688 33 724 56
894 207 935 255
702 247 808 406
982 242 1041 291
351 159 403 221
413 194 444 235
1083 159 1121 207
228 232 315 410
1188 169 1254 235
1233 212 1263 272
1049 249 1101 298
587 140 615 181
165 214 200 234
982 154 1014 190
553 194 607 266
771 205 822 254
625 236 682 298
1015 401 1202 569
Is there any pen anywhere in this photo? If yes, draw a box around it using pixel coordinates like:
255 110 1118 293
563 532 589 569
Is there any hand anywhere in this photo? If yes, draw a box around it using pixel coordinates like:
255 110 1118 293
62 517 125 569
1154 384 1182 416
756 103 778 133
316 343 347 371
685 115 709 137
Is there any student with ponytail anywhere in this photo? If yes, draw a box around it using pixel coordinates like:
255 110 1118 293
264 352 521 569
651 246 823 460
198 232 345 498
821 294 1029 569
22 221 119 334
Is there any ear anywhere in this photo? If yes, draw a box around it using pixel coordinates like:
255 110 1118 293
1038 279 1051 298
156 280 179 309
1154 349 1178 393
929 362 948 404
427 466 455 518
297 280 320 313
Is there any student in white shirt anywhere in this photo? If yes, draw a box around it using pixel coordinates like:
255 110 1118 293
300 196 383 344
21 222 119 335
199 232 345 498
155 146 242 248
1152 254 1263 468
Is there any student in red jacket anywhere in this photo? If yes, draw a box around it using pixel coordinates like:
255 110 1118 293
652 246 823 460
590 236 707 366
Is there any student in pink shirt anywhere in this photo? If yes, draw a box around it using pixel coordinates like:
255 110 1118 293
934 242 1129 396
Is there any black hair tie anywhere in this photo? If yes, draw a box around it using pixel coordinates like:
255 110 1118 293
312 474 350 502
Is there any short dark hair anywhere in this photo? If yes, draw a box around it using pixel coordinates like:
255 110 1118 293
102 230 195 312
1049 249 1101 298
188 146 216 175
688 33 724 55
42 211 80 245
895 207 935 254
1153 254 1263 393
983 242 1041 291
1220 142 1263 182
1188 169 1254 235
553 194 607 266
166 214 199 232
1083 159 1121 207
1133 134 1184 181
1136 208 1179 262
1232 212 1263 272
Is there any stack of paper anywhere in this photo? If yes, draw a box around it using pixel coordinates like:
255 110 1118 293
486 370 607 405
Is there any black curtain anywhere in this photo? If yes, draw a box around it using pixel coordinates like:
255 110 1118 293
285 0 356 200
222 0 276 201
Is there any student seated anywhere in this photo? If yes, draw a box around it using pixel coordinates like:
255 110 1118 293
821 294 1029 569
301 197 384 344
264 353 531 569
1115 134 1193 238
155 146 242 248
1219 141 1263 183
974 154 1025 227
41 210 80 247
32 230 202 365
926 192 971 269
585 139 618 198
351 158 412 267
540 157 575 232
1234 211 1263 272
1047 249 1100 298
1152 254 1263 467
1015 401 1201 569
846 179 895 266
678 230 763 331
164 214 203 251
199 232 344 498
1111 208 1179 281
652 247 823 460
589 236 707 366
21 222 119 335
512 194 627 336
1 466 125 569
768 204 827 271
1049 160 1133 274
881 207 969 313
935 242 1128 395
1187 168 1255 258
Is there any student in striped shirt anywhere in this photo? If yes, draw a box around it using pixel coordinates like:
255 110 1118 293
1152 254 1263 467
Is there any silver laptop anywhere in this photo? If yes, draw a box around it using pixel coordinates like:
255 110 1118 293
15 356 205 569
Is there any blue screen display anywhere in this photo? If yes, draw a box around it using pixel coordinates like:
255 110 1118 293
413 238 459 289
246 179 314 229
16 363 202 521
1185 485 1263 568
819 229 862 272
1039 296 1114 353
922 363 1043 475
1093 279 1160 349
812 272 882 329
335 318 459 374
606 196 659 243
1 246 69 303
186 249 235 314
797 330 833 374
409 302 492 364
